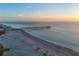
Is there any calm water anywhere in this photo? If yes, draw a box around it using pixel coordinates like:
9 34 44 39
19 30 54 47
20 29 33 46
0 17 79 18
1 22 79 52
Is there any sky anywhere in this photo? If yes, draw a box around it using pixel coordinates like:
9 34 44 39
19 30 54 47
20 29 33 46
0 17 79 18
0 3 79 22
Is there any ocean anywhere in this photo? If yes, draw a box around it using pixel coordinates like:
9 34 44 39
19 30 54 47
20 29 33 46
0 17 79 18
1 22 79 52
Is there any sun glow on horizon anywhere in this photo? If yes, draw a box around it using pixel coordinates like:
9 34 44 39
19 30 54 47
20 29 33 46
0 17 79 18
0 3 79 22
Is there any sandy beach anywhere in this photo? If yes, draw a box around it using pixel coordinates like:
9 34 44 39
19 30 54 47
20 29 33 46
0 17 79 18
0 28 79 56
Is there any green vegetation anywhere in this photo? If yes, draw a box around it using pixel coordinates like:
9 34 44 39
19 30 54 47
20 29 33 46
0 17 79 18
0 26 7 56
0 30 5 36
0 44 10 56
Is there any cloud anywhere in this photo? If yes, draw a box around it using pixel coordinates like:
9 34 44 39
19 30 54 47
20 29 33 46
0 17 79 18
26 6 32 9
16 14 25 17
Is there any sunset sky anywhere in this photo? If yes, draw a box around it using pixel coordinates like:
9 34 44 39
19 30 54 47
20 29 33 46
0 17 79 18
0 3 79 22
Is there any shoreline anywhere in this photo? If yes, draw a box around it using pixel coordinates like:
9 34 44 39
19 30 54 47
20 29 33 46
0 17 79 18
20 29 79 56
0 28 79 56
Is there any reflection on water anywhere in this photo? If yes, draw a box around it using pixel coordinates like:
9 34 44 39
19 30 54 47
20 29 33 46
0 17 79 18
25 22 79 52
1 22 79 52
